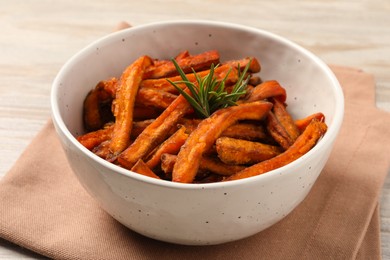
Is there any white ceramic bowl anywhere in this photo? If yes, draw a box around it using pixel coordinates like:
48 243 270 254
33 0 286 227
51 20 344 245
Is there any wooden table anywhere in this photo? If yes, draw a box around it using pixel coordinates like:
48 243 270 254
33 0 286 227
1 1 389 258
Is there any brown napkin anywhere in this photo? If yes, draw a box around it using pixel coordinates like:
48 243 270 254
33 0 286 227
0 65 389 259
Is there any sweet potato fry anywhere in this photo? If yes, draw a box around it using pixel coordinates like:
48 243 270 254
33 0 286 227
178 118 202 132
199 156 244 176
174 50 190 61
77 123 114 150
225 119 327 181
265 97 301 150
244 80 287 103
160 153 177 176
271 97 301 142
220 122 267 141
225 56 261 73
160 154 245 176
143 50 220 79
97 77 117 98
199 156 245 176
83 89 103 131
131 119 155 139
118 93 192 169
131 159 161 179
172 101 273 183
216 137 283 165
135 88 177 109
295 112 325 132
83 78 117 131
248 76 262 86
107 55 153 159
92 140 111 159
145 125 189 169
266 111 294 150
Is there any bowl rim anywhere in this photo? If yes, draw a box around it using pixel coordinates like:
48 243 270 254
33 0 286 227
51 19 344 190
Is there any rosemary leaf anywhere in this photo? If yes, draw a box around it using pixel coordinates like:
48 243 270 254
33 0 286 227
167 58 252 118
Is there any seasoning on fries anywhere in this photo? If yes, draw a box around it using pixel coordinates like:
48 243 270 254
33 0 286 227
77 50 327 183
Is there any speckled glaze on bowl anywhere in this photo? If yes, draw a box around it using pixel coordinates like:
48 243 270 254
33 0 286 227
51 20 344 245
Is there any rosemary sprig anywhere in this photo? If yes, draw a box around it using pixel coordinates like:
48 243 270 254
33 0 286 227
167 59 251 118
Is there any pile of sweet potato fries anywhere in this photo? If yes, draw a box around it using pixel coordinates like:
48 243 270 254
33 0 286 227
77 50 327 183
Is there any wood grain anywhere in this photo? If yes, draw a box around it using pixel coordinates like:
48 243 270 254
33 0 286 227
1 0 389 258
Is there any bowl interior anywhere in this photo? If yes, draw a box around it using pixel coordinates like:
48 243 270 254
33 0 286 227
52 20 343 182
